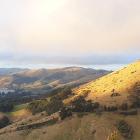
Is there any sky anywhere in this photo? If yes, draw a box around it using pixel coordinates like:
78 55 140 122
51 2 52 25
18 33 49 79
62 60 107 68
0 0 140 68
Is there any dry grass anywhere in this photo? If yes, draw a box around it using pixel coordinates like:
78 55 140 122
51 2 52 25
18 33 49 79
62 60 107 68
9 109 32 121
0 111 140 140
0 112 125 140
65 61 140 106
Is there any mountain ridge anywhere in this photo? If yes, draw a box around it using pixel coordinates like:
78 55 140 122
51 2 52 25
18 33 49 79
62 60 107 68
0 67 110 93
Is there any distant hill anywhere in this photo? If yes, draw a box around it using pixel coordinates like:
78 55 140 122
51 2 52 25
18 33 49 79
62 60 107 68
0 67 110 93
68 61 140 106
0 68 28 76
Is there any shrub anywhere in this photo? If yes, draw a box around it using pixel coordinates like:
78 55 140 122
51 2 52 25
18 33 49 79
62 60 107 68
111 93 121 97
59 107 72 120
47 86 73 99
129 82 140 108
116 120 133 139
46 96 63 115
0 114 10 128
0 102 14 112
28 96 63 115
104 106 118 112
119 103 128 111
77 112 88 118
129 95 140 108
58 87 72 100
70 96 99 112
93 102 100 109
82 90 91 97
27 99 49 115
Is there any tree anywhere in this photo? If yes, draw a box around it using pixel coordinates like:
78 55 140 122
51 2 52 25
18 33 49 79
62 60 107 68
0 102 14 112
46 96 63 115
58 87 72 99
70 96 99 112
119 103 128 111
28 96 64 115
59 107 72 120
27 99 49 115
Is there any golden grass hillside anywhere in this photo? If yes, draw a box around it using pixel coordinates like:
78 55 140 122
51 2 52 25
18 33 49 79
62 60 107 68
66 60 140 106
1 112 140 140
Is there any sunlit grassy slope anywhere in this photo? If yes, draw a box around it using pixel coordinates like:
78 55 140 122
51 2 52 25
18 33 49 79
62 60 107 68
66 60 140 106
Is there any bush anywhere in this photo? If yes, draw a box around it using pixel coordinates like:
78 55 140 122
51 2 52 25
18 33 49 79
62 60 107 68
129 82 140 108
46 96 63 115
70 96 99 112
82 90 91 97
0 102 14 112
111 93 121 97
58 87 72 100
104 106 118 112
77 112 88 118
27 99 49 115
59 107 72 120
129 95 140 108
116 120 133 139
47 86 73 99
0 114 10 128
119 103 128 111
93 102 100 109
28 96 64 115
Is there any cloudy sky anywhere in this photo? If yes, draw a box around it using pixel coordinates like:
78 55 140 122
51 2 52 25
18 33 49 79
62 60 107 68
0 0 140 68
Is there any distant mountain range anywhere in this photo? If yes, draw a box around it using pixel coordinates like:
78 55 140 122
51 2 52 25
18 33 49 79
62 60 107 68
0 67 110 93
